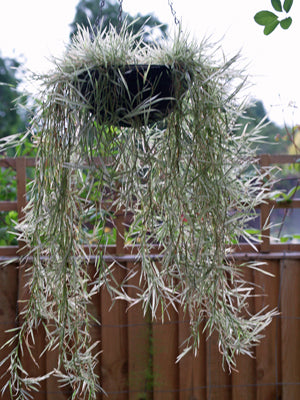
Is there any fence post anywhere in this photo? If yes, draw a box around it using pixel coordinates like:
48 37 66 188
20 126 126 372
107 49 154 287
16 157 27 253
115 206 125 255
260 154 271 252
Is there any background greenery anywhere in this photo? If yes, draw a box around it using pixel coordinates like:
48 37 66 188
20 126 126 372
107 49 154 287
237 99 290 154
70 0 168 41
0 0 299 247
0 55 26 139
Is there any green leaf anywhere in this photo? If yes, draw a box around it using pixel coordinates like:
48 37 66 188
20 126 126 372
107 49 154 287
280 17 292 29
271 0 282 12
264 20 280 34
274 185 299 203
286 185 299 199
254 10 278 26
280 235 293 243
244 228 261 235
283 0 293 13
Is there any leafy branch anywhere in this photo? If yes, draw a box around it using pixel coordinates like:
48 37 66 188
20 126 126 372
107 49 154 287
254 0 293 35
272 184 300 203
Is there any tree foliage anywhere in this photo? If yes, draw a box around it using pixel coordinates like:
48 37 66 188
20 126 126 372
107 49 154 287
0 56 26 138
238 100 290 154
254 0 293 35
70 0 168 42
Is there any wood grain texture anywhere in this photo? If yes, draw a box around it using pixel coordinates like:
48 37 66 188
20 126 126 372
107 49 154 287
88 263 103 400
254 260 281 400
0 264 18 399
206 332 231 400
127 262 151 400
17 264 47 400
231 266 256 400
152 306 179 400
46 343 71 400
16 157 27 255
101 263 128 400
178 307 206 400
280 259 300 400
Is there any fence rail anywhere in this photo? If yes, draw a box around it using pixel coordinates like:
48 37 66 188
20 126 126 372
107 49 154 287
0 155 299 399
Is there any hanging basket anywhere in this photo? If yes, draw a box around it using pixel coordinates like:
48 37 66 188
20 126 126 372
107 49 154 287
77 64 187 127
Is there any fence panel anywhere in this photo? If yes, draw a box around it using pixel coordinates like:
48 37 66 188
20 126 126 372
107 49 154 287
0 156 300 399
231 267 256 400
254 260 281 400
0 259 300 399
152 306 179 400
0 263 18 397
101 263 128 400
178 310 206 400
127 261 151 400
281 259 300 399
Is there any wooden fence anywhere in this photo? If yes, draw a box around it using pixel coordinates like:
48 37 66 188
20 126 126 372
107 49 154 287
0 155 300 399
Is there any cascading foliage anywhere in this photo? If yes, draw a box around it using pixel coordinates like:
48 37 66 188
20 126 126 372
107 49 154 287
1 21 276 399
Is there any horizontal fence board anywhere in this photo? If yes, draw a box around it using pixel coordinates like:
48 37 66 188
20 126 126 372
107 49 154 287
229 250 300 259
271 199 300 208
0 246 19 257
0 158 17 169
0 201 18 211
262 154 300 164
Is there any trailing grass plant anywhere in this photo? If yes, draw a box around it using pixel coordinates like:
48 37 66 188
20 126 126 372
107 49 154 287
1 21 277 399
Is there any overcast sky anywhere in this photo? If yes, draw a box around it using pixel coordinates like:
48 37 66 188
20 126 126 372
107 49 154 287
0 0 299 127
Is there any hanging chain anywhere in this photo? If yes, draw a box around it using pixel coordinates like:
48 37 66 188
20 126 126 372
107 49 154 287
92 0 105 36
98 0 105 25
95 0 180 34
117 0 123 32
93 0 123 35
168 0 180 25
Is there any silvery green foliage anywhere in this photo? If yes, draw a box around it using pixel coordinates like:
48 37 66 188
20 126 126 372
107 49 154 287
1 21 276 399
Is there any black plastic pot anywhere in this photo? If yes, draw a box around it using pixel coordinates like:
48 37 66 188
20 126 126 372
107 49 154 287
77 64 185 127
